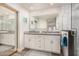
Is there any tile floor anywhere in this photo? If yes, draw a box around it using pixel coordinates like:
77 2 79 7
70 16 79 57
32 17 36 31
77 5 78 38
12 49 60 56
0 44 15 56
0 44 14 52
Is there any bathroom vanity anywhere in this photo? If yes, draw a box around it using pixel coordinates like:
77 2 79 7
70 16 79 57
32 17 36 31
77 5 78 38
24 14 61 54
24 31 61 54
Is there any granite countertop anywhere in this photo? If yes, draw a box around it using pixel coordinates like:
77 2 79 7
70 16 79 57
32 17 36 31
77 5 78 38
24 31 61 36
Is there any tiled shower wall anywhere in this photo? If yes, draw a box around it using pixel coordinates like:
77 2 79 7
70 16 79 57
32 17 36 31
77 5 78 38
72 4 79 55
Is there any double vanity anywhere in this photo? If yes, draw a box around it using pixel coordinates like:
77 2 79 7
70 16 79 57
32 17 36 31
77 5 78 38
24 31 61 54
24 14 61 54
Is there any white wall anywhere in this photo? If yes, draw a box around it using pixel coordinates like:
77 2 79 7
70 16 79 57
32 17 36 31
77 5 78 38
56 4 71 30
7 3 30 50
30 8 59 16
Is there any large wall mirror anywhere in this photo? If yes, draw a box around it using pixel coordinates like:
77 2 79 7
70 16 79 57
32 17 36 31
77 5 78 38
29 14 57 32
0 3 18 56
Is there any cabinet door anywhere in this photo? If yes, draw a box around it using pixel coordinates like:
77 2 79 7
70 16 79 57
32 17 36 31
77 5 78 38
51 36 60 54
0 34 8 44
24 35 30 48
29 35 36 49
40 35 45 50
34 35 41 50
8 34 16 46
0 34 15 46
35 35 44 50
44 35 52 51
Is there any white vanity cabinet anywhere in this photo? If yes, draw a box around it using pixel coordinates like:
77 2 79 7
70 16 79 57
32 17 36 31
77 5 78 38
44 35 52 51
24 35 36 48
44 35 60 53
24 35 44 50
24 35 30 48
24 34 60 54
51 36 60 54
34 35 44 50
29 35 36 49
0 34 16 46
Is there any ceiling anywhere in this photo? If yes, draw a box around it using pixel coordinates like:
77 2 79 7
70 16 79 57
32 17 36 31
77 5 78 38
18 3 69 11
34 14 57 19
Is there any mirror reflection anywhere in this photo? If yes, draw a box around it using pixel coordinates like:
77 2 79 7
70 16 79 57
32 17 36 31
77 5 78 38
0 6 17 56
29 14 57 32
